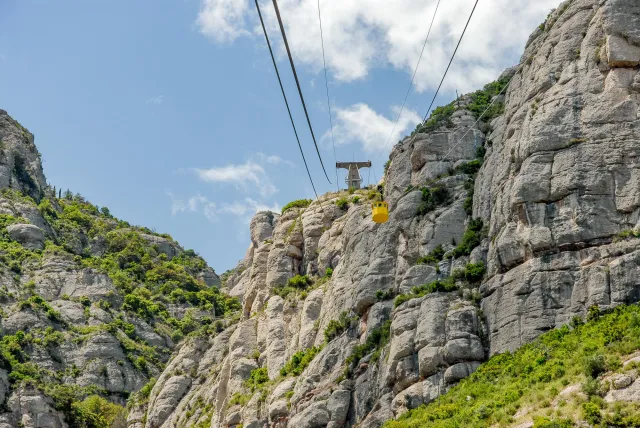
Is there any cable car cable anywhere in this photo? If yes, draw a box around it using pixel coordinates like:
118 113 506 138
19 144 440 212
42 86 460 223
375 0 442 161
272 0 332 184
418 0 479 128
386 0 480 164
254 0 318 199
422 0 574 179
316 0 339 191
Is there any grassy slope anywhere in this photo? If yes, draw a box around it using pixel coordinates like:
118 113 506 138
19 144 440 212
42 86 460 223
385 305 640 427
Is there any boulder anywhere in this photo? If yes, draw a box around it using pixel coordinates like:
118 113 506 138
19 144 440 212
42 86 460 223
7 223 44 250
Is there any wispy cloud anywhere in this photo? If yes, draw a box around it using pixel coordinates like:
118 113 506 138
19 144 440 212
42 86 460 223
168 193 278 224
330 103 421 153
146 95 164 105
220 197 280 217
168 192 218 220
196 0 250 43
196 0 558 92
256 152 294 167
195 160 277 197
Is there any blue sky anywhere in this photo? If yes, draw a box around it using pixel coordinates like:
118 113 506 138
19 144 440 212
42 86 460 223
0 0 557 272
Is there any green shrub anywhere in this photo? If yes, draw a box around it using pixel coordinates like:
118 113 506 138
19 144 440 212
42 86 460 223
245 367 269 391
352 196 360 204
466 76 510 122
451 262 486 283
376 289 394 301
335 198 349 210
325 267 333 277
280 346 323 377
228 392 251 407
324 312 357 342
583 354 606 378
287 275 312 289
532 417 573 428
451 219 485 258
614 229 640 242
282 199 312 214
587 304 601 322
394 277 458 307
416 245 445 265
582 401 601 424
417 186 450 216
345 320 391 375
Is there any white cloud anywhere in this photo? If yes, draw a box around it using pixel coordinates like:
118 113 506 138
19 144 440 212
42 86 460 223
256 152 295 167
195 160 277 197
146 95 164 105
169 193 279 225
197 0 558 92
196 0 250 42
331 103 421 153
168 192 218 221
220 197 281 217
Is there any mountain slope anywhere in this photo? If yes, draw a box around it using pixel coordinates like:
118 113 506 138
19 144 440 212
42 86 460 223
386 303 640 427
0 109 240 427
131 0 640 427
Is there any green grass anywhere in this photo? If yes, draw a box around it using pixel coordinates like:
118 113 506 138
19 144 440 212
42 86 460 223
385 304 640 428
282 199 312 214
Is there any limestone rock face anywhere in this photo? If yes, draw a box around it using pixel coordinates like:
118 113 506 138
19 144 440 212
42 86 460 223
0 110 47 200
7 223 44 250
133 1 640 427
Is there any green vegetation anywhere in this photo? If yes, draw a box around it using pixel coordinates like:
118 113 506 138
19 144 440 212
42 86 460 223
416 186 450 216
614 229 640 242
466 76 511 122
416 245 445 266
394 277 458 308
335 198 349 210
376 289 394 301
451 262 486 283
0 187 242 424
344 320 391 376
384 160 391 174
282 199 312 214
245 367 269 392
451 218 485 258
414 102 457 134
385 304 640 428
280 346 323 377
228 392 251 407
274 275 314 299
324 311 358 343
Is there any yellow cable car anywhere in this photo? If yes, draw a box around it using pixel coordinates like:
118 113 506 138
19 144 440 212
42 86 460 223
372 201 389 224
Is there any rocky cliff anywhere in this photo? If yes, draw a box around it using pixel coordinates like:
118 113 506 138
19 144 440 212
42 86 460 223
131 0 640 427
0 109 236 427
1 0 639 427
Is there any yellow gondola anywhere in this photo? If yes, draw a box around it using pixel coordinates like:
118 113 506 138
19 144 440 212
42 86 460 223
372 201 389 224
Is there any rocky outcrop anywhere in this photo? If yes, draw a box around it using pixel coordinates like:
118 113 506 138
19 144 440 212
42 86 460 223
0 109 47 200
475 0 640 355
7 223 45 250
134 1 640 427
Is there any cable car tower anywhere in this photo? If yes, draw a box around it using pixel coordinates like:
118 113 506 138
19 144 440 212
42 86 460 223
336 161 371 190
